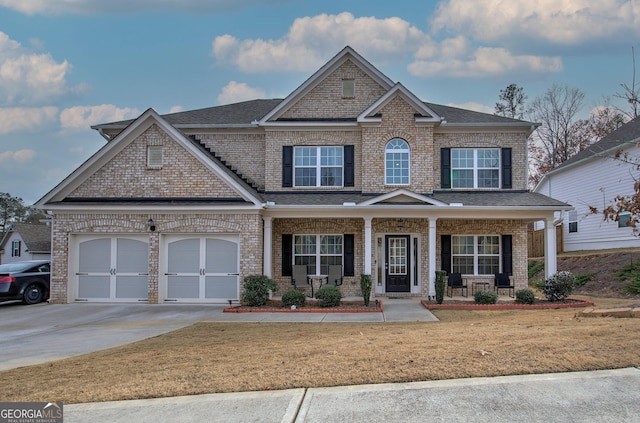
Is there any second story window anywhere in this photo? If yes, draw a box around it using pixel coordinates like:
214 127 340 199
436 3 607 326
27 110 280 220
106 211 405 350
11 240 21 257
385 139 410 185
451 148 499 189
294 147 343 187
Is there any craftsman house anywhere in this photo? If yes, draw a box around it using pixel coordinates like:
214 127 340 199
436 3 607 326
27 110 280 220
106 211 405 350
37 46 569 304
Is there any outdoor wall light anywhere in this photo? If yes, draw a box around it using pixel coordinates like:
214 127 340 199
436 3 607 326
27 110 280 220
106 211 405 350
147 218 156 232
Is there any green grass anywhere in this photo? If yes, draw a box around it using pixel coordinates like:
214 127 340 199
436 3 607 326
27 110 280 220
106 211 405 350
574 272 597 288
528 260 544 279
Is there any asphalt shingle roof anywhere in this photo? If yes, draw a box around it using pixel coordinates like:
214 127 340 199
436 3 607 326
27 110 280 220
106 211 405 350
1 223 51 253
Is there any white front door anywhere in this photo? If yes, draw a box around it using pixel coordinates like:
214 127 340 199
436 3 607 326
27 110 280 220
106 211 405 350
75 236 149 302
162 235 239 303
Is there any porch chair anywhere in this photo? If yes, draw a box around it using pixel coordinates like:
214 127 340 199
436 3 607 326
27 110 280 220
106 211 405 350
292 265 313 296
494 273 515 298
326 265 343 287
447 272 467 297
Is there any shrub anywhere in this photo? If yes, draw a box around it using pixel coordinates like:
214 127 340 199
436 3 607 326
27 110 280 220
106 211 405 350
435 271 447 304
542 271 575 302
616 262 640 294
528 260 544 279
241 274 278 306
360 274 372 306
315 285 342 307
474 290 498 304
574 272 596 288
281 289 306 308
515 288 535 305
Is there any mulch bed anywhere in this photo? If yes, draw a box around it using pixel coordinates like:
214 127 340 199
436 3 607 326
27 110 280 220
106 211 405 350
224 300 383 313
422 298 595 310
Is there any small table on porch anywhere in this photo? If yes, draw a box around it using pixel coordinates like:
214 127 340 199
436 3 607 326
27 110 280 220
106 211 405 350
308 275 327 297
471 281 490 295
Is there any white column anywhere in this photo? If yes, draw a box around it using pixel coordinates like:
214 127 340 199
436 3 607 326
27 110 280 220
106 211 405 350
364 217 372 275
428 218 437 298
263 216 272 277
544 218 557 278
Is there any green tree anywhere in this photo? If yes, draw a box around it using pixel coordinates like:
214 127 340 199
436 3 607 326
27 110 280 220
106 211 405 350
0 193 46 234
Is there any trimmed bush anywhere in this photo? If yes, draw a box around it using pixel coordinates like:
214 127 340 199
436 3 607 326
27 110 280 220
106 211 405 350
542 271 575 302
360 274 372 306
281 289 306 308
474 289 498 304
315 285 342 307
435 271 447 304
241 274 278 306
515 288 535 305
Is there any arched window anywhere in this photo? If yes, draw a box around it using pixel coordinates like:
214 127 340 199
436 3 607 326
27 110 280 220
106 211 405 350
385 138 410 185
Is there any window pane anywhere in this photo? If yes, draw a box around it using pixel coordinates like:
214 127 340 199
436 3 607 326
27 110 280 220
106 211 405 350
320 167 342 186
294 147 316 166
453 256 474 274
478 256 500 275
320 235 343 254
320 147 342 166
452 169 474 188
478 236 499 254
294 168 316 186
294 236 316 254
477 149 499 168
452 236 474 254
452 149 473 168
385 139 409 185
477 169 499 188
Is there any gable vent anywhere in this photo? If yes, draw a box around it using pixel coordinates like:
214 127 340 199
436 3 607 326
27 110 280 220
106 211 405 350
147 145 163 168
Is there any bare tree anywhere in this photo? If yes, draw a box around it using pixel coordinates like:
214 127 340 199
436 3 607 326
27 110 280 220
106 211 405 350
528 84 586 186
614 46 640 120
495 83 527 119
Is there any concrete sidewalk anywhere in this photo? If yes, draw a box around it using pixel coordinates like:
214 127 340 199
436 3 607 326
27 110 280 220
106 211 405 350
65 368 640 423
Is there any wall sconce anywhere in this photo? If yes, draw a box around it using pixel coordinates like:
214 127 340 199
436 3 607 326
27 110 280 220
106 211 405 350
147 218 156 232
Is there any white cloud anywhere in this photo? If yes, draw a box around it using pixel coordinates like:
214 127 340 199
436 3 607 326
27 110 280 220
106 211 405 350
409 47 562 78
169 105 184 113
0 0 291 15
0 32 84 106
213 12 432 73
217 81 266 105
432 0 640 47
59 104 140 130
0 107 58 134
0 149 36 163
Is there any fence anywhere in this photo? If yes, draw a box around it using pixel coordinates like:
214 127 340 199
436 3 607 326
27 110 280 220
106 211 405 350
527 225 563 258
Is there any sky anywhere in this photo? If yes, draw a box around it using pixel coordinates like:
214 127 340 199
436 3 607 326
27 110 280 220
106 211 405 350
0 0 638 205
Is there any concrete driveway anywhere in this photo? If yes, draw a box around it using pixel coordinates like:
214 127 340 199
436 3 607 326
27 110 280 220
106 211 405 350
0 299 436 371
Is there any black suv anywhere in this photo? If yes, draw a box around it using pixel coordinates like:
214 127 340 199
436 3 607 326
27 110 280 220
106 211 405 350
0 260 50 304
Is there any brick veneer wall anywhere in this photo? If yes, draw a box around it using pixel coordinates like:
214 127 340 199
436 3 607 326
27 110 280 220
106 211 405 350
50 212 262 304
434 131 529 190
70 124 239 198
281 60 388 120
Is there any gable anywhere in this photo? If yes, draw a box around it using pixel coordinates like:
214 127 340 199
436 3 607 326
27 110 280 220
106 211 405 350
69 124 240 199
280 59 389 120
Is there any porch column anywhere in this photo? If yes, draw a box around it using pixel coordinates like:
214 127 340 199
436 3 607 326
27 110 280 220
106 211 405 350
428 218 437 298
544 218 557 278
263 216 272 277
364 217 372 275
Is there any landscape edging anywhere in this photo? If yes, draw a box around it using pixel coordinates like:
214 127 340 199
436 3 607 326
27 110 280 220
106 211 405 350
421 299 595 310
223 301 384 313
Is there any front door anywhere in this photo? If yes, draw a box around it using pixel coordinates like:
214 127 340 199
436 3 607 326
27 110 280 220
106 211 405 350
385 235 410 292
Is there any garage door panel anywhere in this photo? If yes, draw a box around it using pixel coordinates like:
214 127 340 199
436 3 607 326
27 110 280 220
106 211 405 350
205 276 238 299
116 276 148 299
168 239 200 273
117 239 149 273
79 239 111 273
167 276 200 298
205 239 238 273
78 275 110 298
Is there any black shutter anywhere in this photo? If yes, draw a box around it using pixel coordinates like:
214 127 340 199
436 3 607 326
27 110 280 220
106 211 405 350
344 145 354 187
344 234 355 276
441 235 452 274
441 148 451 189
502 234 512 276
502 148 512 189
282 146 293 187
282 234 292 277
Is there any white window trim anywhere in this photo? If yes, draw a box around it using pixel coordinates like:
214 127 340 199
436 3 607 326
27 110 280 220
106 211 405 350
452 235 501 276
385 139 411 186
11 240 21 257
451 148 500 189
293 146 344 188
293 234 343 276
567 210 578 233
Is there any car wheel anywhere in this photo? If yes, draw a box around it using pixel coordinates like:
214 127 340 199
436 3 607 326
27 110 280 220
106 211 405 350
23 284 44 305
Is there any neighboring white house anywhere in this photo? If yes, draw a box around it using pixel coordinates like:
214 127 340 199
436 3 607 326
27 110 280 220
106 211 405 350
0 222 52 264
534 115 640 251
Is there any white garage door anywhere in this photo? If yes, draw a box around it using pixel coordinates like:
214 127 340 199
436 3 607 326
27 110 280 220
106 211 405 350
75 236 149 302
163 235 239 303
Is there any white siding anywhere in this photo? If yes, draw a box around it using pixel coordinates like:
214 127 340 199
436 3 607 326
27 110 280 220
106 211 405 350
538 144 640 251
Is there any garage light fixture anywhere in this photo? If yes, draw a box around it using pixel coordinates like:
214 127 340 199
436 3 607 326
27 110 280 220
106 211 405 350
147 218 156 232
